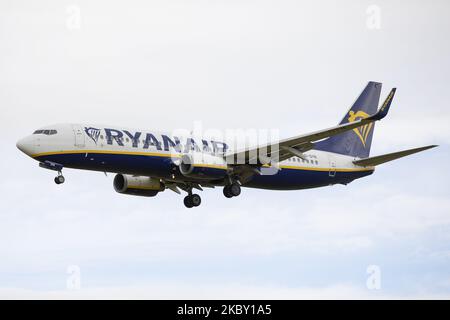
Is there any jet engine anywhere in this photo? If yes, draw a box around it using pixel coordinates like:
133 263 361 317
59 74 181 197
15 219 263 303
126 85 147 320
113 174 164 197
179 153 228 180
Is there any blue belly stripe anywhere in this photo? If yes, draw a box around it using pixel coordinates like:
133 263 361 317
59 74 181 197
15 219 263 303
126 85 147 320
35 152 373 190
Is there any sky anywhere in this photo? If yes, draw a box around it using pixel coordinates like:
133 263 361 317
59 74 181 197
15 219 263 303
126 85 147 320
1 0 450 299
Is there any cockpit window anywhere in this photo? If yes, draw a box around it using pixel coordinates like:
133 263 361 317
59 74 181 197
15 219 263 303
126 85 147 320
33 129 57 135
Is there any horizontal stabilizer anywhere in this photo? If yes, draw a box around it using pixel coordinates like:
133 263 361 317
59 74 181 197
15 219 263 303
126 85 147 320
353 145 437 167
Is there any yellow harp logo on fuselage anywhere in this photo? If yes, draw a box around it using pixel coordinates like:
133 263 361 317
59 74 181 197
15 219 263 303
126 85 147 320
348 110 373 147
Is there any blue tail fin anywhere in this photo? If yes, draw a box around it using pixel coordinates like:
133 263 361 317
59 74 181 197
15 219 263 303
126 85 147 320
314 81 382 158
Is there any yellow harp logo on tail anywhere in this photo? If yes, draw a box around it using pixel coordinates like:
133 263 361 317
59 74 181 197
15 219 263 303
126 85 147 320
347 110 373 147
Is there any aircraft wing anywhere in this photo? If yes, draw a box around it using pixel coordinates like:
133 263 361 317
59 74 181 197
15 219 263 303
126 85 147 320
225 88 396 165
353 145 437 167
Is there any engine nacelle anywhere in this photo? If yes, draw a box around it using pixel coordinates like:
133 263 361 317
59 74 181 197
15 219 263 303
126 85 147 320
179 153 228 180
113 174 164 197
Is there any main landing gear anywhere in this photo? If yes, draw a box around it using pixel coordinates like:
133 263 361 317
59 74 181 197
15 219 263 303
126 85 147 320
181 180 241 208
223 182 241 198
54 172 65 185
184 192 201 208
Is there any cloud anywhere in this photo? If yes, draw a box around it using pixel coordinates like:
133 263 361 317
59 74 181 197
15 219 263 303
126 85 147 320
0 284 373 300
3 281 450 300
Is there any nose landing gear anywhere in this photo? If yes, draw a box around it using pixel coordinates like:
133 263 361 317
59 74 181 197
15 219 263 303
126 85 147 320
39 161 65 185
54 172 65 185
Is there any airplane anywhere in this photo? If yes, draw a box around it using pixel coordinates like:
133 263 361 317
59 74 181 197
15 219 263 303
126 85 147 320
16 82 436 208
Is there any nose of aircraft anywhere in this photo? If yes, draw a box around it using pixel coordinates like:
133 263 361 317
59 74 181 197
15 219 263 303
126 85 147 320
16 136 35 156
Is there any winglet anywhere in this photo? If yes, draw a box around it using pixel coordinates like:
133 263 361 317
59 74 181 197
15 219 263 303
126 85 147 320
369 88 396 121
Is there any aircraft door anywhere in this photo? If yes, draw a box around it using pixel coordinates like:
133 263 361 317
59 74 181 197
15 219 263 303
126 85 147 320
73 125 85 148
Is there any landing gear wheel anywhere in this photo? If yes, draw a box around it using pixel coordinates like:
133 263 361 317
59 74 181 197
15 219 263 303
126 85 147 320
224 183 241 198
191 194 201 207
184 195 194 208
54 175 65 185
184 194 201 208
223 186 233 198
230 182 241 197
